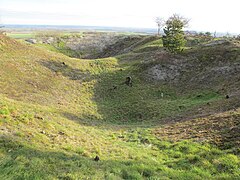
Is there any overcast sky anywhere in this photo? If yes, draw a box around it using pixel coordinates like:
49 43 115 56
0 0 239 33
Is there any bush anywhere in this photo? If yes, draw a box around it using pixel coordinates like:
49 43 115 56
162 14 189 53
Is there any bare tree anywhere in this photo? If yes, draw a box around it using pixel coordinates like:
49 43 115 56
155 17 165 36
213 31 217 38
0 17 5 34
165 14 189 29
226 32 230 38
0 16 4 34
0 25 5 34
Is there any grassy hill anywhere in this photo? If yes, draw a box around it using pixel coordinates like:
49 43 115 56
0 33 240 179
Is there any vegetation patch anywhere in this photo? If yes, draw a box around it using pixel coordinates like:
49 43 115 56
0 33 240 179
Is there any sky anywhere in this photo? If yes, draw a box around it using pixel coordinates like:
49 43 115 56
0 0 239 33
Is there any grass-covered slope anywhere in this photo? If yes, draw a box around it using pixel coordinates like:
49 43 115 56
0 34 240 179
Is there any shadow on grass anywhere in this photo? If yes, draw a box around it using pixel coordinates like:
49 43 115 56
61 111 108 127
0 135 87 179
40 60 89 81
1 135 239 179
38 53 240 149
0 135 166 179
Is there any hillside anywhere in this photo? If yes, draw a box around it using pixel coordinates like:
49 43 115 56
0 33 240 179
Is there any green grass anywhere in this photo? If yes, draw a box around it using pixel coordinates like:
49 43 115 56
36 43 83 58
0 34 240 179
93 68 222 124
1 99 239 179
1 103 239 179
6 33 35 39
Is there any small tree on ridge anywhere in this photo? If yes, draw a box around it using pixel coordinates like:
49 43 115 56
162 14 189 53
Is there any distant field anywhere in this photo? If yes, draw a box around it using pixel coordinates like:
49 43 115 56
6 31 146 40
6 33 35 39
6 32 74 39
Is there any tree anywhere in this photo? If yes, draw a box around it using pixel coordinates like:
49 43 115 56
237 34 240 40
213 31 217 38
155 17 165 36
0 26 5 34
162 14 189 53
0 18 4 34
205 32 211 36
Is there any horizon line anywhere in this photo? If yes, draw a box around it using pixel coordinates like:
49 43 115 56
2 24 238 34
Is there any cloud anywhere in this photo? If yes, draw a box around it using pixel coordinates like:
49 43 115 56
0 0 239 33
